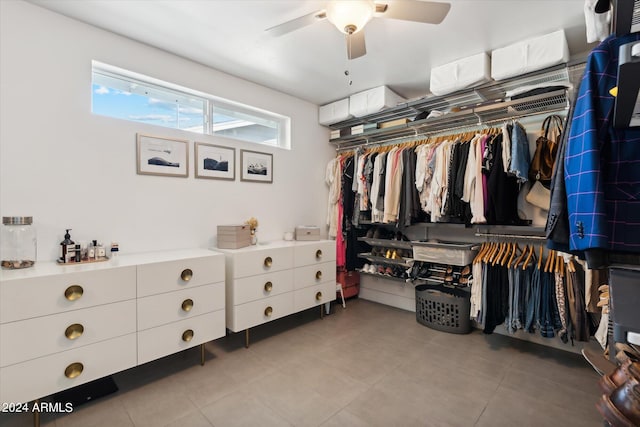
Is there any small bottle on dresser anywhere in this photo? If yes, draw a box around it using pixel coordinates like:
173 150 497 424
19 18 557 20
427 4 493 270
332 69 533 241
87 242 95 260
60 229 75 263
96 242 106 259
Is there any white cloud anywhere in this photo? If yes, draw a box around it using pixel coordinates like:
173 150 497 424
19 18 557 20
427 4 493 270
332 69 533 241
128 114 174 122
94 85 109 95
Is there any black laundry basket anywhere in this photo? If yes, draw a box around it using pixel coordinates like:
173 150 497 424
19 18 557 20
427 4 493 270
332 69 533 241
415 284 471 334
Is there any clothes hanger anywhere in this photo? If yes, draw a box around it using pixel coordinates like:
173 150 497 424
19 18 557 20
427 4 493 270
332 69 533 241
537 244 544 270
474 242 486 264
513 244 527 269
500 242 513 266
556 253 563 275
483 241 497 263
507 243 519 268
474 242 488 264
522 244 535 270
544 249 554 273
491 242 507 265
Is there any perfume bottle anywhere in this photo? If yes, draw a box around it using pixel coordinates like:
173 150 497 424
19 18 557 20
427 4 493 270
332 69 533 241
60 229 75 263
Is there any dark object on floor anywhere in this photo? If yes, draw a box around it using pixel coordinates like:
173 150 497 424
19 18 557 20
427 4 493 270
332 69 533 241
52 376 118 408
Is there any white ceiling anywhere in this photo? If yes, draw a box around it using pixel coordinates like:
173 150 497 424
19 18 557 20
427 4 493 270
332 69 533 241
28 0 592 106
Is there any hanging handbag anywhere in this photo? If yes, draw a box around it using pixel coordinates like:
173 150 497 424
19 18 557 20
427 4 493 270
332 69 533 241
528 115 563 186
526 180 551 210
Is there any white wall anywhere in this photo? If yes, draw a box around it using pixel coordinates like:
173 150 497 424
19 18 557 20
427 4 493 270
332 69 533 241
0 1 334 261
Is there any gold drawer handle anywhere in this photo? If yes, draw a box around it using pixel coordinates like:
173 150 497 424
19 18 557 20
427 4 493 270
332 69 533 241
264 306 273 317
64 362 83 379
64 285 83 301
181 298 194 312
316 249 323 259
264 281 273 292
315 270 322 280
182 329 194 342
316 291 323 301
264 257 272 268
181 269 193 282
65 323 84 340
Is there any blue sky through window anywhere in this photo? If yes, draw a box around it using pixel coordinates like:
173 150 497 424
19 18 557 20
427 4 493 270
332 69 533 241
92 84 204 132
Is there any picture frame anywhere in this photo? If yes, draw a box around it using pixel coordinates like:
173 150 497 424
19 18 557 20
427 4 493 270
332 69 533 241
194 142 235 180
240 149 273 183
136 134 189 177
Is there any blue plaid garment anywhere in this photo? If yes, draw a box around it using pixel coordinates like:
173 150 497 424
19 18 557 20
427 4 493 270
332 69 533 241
564 33 640 263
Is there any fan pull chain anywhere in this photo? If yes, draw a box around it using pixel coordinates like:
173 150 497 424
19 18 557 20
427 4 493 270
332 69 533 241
344 33 353 86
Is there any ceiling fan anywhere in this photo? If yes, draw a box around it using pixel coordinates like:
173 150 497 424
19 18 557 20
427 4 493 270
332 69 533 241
265 0 451 60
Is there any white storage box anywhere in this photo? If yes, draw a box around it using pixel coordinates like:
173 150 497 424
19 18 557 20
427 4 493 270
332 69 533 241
319 98 351 126
349 86 405 118
295 226 320 241
491 30 569 81
412 242 477 266
430 52 491 96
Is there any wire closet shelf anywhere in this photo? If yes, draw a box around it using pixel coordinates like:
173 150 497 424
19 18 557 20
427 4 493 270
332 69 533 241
330 62 586 152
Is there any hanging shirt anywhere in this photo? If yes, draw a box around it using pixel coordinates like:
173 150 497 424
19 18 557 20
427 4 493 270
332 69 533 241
370 152 386 223
501 122 513 174
325 157 341 238
509 121 531 183
383 147 404 223
471 136 487 224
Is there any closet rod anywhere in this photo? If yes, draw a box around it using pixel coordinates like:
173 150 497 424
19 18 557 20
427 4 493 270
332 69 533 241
335 103 569 153
475 232 546 241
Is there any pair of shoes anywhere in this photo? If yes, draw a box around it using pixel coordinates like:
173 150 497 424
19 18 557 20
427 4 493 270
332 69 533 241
597 284 610 314
444 265 454 283
596 373 640 427
599 358 640 395
459 265 472 285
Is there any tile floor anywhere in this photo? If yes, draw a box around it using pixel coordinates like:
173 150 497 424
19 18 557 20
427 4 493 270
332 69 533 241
2 298 605 427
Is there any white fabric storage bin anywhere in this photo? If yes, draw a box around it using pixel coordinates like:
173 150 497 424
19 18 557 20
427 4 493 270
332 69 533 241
491 30 570 81
349 86 405 117
430 52 491 96
318 98 351 126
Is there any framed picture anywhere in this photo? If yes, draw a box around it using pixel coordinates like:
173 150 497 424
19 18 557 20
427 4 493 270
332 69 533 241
136 134 188 177
240 149 273 183
194 142 235 180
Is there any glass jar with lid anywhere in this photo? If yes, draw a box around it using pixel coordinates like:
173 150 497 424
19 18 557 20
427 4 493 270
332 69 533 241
1 216 37 269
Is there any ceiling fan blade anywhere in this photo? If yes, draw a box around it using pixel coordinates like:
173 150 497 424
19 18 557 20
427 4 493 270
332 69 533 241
265 10 327 37
346 31 367 60
376 1 451 25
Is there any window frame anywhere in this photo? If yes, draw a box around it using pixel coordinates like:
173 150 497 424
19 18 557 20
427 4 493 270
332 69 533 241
91 61 291 149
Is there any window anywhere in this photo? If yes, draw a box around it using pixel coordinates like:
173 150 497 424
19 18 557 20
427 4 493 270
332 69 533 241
91 62 291 149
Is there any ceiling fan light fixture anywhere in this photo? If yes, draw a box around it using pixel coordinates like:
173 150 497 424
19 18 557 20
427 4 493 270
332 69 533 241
326 0 375 34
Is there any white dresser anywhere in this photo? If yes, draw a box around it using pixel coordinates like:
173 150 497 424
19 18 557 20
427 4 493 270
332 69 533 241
0 249 225 407
219 240 336 347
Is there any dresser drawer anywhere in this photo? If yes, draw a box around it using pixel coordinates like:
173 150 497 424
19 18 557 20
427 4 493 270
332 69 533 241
0 267 136 323
1 300 135 368
137 255 224 297
293 241 336 267
231 270 293 306
0 333 136 405
293 281 337 312
137 282 224 331
229 246 293 279
293 262 336 290
137 310 225 365
227 292 294 332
